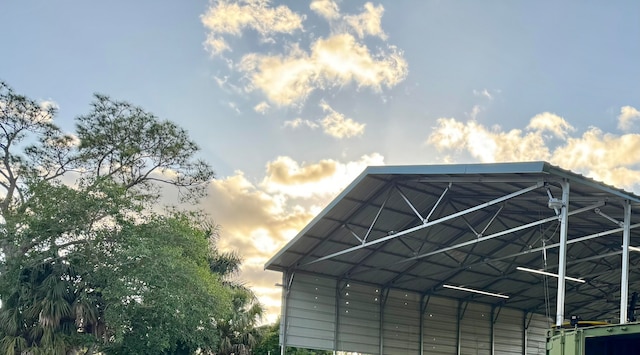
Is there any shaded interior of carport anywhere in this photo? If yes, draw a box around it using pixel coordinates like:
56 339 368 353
265 162 640 355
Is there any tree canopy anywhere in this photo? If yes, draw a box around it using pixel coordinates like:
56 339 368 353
0 81 260 354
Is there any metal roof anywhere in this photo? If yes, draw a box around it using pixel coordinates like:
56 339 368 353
266 161 640 321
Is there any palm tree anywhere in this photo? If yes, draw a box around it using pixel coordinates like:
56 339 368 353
207 225 265 355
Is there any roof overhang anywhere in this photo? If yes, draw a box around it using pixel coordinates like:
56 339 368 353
266 161 640 320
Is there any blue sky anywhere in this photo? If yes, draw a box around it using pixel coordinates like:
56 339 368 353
2 0 639 322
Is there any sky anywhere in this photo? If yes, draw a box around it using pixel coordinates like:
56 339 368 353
1 0 640 324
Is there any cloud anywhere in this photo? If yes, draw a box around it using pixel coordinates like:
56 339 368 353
426 115 640 192
239 33 407 106
468 105 482 120
526 112 575 139
310 0 340 20
428 118 551 163
265 156 337 185
473 89 493 100
319 101 365 138
201 0 305 56
253 101 270 114
345 2 387 40
283 118 319 129
551 128 640 187
260 153 384 198
618 106 640 131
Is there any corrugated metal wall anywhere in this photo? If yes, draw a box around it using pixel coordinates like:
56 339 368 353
284 274 336 350
282 274 551 354
382 290 421 355
423 296 459 354
337 282 381 354
494 307 524 355
460 302 492 354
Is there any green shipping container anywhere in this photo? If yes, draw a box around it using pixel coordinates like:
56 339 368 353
546 322 640 355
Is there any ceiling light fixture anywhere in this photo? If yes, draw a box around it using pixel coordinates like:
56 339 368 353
627 246 640 253
442 284 509 299
516 266 585 283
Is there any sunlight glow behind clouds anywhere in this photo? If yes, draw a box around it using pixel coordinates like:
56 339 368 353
427 115 640 192
526 112 575 139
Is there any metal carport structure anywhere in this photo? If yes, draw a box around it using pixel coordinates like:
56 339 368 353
265 161 640 354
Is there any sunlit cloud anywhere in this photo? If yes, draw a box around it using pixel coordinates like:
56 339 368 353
345 2 387 40
201 0 305 56
552 128 640 188
310 0 340 20
427 115 640 192
428 117 551 163
266 156 337 184
319 101 365 138
526 112 575 140
260 153 384 198
618 106 640 132
254 101 270 114
239 34 407 106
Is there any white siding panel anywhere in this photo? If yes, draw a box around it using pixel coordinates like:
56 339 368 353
494 308 524 355
423 296 458 355
460 302 491 355
337 282 381 355
284 274 336 351
382 290 421 355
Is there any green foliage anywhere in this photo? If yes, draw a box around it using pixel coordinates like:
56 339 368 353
0 81 243 354
100 213 232 355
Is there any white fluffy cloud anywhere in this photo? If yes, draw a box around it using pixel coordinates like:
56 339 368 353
201 0 305 56
618 106 640 132
239 34 407 106
310 0 340 20
427 114 640 192
345 2 387 40
526 112 575 139
319 101 365 138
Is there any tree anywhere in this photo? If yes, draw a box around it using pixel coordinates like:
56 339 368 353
216 286 264 355
0 81 229 354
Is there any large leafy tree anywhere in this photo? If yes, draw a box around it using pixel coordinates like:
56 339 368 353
0 81 230 354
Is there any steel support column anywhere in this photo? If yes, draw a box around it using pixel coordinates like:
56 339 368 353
555 180 570 327
620 200 632 324
419 295 429 355
379 288 387 355
280 272 293 355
